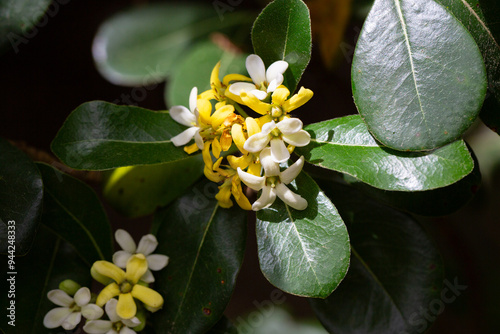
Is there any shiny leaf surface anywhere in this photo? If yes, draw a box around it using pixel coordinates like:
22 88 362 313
256 170 350 298
295 115 475 191
352 0 487 150
252 0 312 93
51 101 192 170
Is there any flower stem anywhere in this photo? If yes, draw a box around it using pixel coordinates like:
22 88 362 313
232 102 249 118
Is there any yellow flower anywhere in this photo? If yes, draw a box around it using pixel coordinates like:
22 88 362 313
91 254 163 320
230 117 262 176
200 61 253 103
212 156 252 210
240 85 313 119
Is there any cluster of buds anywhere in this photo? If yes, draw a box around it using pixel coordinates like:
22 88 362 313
171 54 313 211
44 230 169 333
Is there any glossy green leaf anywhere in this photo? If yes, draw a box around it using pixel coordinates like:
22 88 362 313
36 163 113 265
352 0 487 150
0 0 51 53
51 101 193 170
103 155 203 218
152 180 247 334
342 146 481 216
166 41 247 107
256 170 350 298
0 227 91 334
252 0 312 93
310 182 444 334
92 3 254 86
295 115 475 191
434 0 500 135
0 138 43 256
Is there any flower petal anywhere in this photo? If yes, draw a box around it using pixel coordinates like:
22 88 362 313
276 118 303 134
243 132 271 153
237 167 265 191
136 234 158 256
280 156 305 185
171 126 199 147
131 284 164 309
147 254 170 271
246 54 266 85
43 307 72 328
125 254 148 284
169 105 196 127
83 320 113 334
120 326 138 334
270 138 290 163
122 316 142 328
194 129 204 150
222 73 252 86
249 89 268 100
141 269 155 283
246 117 261 137
91 266 114 286
47 289 73 307
189 87 198 113
266 76 282 94
81 304 104 320
61 312 81 330
197 98 212 125
211 105 234 129
228 82 258 96
271 86 291 105
113 250 132 268
231 123 247 154
96 283 120 307
240 91 270 115
117 293 137 320
252 186 277 211
115 229 137 254
282 87 314 113
105 298 120 323
216 185 233 208
282 130 311 147
275 183 307 210
92 261 126 284
266 60 288 84
260 147 281 176
74 287 91 307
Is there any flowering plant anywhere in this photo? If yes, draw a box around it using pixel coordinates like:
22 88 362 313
1 0 499 333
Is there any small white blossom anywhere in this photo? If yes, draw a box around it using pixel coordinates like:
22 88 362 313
43 287 103 330
83 299 141 334
170 87 204 149
238 147 307 211
229 54 288 100
112 229 169 283
243 118 310 163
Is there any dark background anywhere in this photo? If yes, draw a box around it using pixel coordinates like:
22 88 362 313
1 0 499 333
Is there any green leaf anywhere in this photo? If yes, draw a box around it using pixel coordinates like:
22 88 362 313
252 0 312 93
295 115 475 191
0 138 43 256
166 41 247 107
103 155 203 218
256 170 350 298
310 182 444 334
342 147 482 216
434 0 500 135
51 101 193 170
0 0 51 53
92 3 254 86
36 163 113 265
152 180 247 334
0 227 91 334
352 0 487 150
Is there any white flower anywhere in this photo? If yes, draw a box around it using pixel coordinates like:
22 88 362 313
112 229 169 283
238 147 307 211
43 287 103 330
228 54 288 100
170 87 204 149
243 118 311 163
83 298 141 334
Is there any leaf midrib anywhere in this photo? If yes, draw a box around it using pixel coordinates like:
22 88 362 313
460 0 500 51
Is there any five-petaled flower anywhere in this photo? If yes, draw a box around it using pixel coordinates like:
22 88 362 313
43 287 103 330
170 87 204 152
243 118 310 163
83 298 141 334
112 229 169 283
227 54 288 101
91 254 164 319
238 147 307 211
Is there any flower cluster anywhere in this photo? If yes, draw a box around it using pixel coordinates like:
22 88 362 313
171 54 313 211
44 230 168 333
